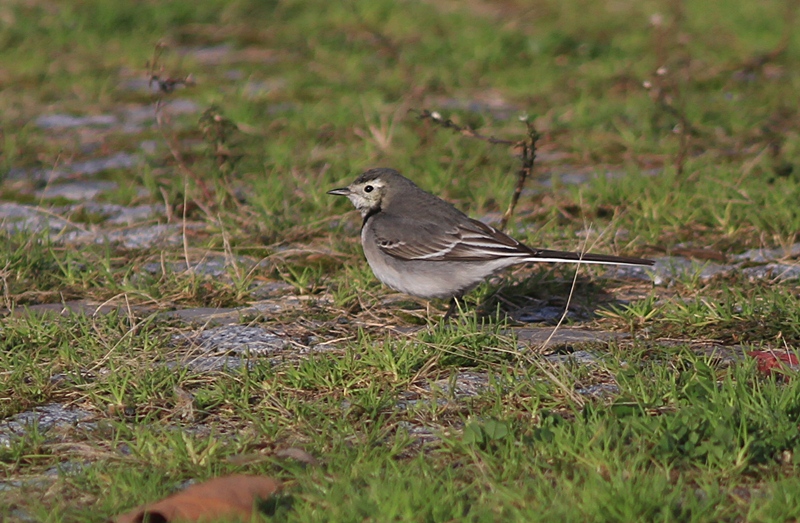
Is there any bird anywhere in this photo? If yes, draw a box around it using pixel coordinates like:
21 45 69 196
328 168 654 318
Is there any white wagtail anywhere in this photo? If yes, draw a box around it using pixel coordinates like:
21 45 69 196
328 168 654 317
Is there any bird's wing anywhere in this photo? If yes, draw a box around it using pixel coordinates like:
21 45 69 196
370 213 529 262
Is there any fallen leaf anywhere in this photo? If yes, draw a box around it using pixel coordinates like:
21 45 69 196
114 474 280 523
748 350 799 377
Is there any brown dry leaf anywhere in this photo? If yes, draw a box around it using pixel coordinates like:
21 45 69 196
114 474 280 523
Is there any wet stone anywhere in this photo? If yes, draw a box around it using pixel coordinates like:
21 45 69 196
0 404 95 448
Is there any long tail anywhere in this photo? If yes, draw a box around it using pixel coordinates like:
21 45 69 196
524 248 654 267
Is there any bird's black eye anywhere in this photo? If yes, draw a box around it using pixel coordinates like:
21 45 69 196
364 185 374 193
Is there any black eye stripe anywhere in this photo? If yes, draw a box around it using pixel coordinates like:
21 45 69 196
364 185 374 193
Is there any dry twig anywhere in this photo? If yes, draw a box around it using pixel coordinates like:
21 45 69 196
413 109 539 231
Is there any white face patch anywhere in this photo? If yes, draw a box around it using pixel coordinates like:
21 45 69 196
346 178 385 213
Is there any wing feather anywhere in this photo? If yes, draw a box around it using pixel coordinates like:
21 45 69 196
370 212 530 262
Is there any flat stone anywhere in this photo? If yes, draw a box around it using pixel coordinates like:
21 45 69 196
97 203 162 225
545 349 600 365
0 404 95 448
0 203 71 233
164 99 200 115
35 113 118 129
35 180 118 201
426 371 490 398
512 305 579 323
242 79 287 98
62 223 189 249
0 202 46 221
179 355 249 373
396 421 442 445
515 327 625 349
161 307 253 325
266 102 297 115
179 43 235 64
587 262 651 280
0 202 160 234
431 95 520 121
139 140 159 154
538 168 661 189
122 105 159 126
178 44 282 65
9 152 141 182
733 243 800 263
742 263 800 282
249 281 297 300
4 300 154 320
395 396 448 411
250 296 310 314
575 383 620 398
607 256 730 284
116 77 163 94
120 100 201 133
7 300 118 318
143 254 261 279
179 325 290 356
225 69 245 80
690 344 746 366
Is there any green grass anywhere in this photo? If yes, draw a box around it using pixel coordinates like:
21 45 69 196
1 0 800 521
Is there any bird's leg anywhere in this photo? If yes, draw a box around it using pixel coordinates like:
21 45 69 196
442 297 460 322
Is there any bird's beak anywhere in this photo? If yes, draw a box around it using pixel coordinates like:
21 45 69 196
327 187 351 196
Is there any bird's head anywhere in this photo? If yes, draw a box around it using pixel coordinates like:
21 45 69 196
328 168 401 216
